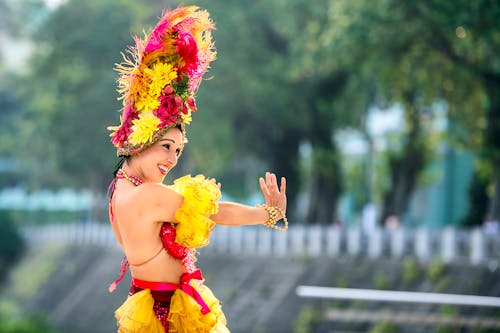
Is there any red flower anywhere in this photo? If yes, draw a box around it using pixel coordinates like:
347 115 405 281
176 32 199 75
186 97 197 113
155 92 184 126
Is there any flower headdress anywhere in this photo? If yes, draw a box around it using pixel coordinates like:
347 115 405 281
108 6 216 156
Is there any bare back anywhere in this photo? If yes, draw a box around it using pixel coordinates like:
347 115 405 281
110 180 185 283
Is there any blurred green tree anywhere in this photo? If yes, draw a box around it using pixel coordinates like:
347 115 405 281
16 0 149 192
301 0 500 224
7 0 498 225
0 314 61 333
192 0 361 223
0 211 24 281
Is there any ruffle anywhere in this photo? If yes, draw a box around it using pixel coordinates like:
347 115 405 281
168 282 229 333
115 289 165 333
170 175 221 248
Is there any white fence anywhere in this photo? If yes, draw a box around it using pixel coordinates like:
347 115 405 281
21 224 500 265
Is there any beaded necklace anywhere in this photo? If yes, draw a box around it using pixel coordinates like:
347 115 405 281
116 168 144 186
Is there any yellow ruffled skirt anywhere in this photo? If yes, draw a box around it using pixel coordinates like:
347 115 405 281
115 282 229 333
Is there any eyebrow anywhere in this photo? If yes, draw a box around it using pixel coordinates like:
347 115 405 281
160 138 176 144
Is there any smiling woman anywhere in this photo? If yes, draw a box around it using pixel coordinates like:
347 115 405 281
106 5 288 333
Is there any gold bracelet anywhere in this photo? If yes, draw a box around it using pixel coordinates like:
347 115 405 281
258 204 288 232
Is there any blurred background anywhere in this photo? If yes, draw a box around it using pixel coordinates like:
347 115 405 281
0 0 499 332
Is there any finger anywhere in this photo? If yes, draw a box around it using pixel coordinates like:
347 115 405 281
281 177 286 194
266 172 272 186
259 177 270 196
268 172 277 191
271 173 278 190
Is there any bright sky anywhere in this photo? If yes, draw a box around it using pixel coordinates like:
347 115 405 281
43 0 66 10
336 105 404 155
0 34 33 71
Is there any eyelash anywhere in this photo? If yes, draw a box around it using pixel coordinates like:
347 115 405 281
163 144 181 156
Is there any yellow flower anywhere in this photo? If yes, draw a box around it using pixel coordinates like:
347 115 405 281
134 62 178 113
128 113 161 145
135 91 160 112
148 62 178 97
181 110 192 124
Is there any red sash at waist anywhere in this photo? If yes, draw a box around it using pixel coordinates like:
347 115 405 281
132 279 180 291
132 269 211 314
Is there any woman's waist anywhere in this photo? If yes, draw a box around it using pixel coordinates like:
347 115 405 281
130 264 185 286
129 269 205 300
129 281 176 302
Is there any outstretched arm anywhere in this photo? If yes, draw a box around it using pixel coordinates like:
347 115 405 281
212 172 287 226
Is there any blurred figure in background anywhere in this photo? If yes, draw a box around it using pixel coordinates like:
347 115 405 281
483 214 499 235
106 6 288 333
362 202 377 235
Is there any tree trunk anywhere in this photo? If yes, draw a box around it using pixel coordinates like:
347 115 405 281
380 105 427 225
490 171 500 221
304 73 348 224
271 130 302 222
484 74 500 221
306 144 342 224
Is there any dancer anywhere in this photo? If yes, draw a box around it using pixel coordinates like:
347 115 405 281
107 6 288 332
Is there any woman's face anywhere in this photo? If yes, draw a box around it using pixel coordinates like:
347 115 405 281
130 127 184 183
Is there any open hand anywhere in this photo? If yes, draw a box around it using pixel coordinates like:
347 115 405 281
259 172 287 216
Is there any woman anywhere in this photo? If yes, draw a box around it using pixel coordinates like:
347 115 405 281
107 6 288 333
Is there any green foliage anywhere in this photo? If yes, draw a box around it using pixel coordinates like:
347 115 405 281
293 305 322 333
402 258 421 285
192 0 357 218
462 171 490 226
0 314 61 333
13 0 150 190
436 326 460 333
0 211 25 270
302 0 500 222
441 304 458 317
427 259 446 282
472 328 500 333
334 274 348 288
369 321 399 333
435 305 460 333
374 271 390 290
433 275 453 293
3 0 500 223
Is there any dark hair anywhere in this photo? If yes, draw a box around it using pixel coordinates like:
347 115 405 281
113 156 130 177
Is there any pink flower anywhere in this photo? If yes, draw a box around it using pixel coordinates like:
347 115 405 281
145 19 170 54
122 103 135 122
111 125 129 147
111 103 138 146
164 85 174 95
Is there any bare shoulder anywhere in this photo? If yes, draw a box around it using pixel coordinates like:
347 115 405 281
131 183 184 223
135 182 183 204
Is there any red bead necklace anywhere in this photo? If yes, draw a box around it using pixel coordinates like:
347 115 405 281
116 169 144 186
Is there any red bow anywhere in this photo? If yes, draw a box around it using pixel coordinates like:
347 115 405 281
180 270 211 314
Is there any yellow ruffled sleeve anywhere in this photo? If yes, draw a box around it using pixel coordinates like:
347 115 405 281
170 175 221 248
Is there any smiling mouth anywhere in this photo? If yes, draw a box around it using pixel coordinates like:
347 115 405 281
159 165 170 175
